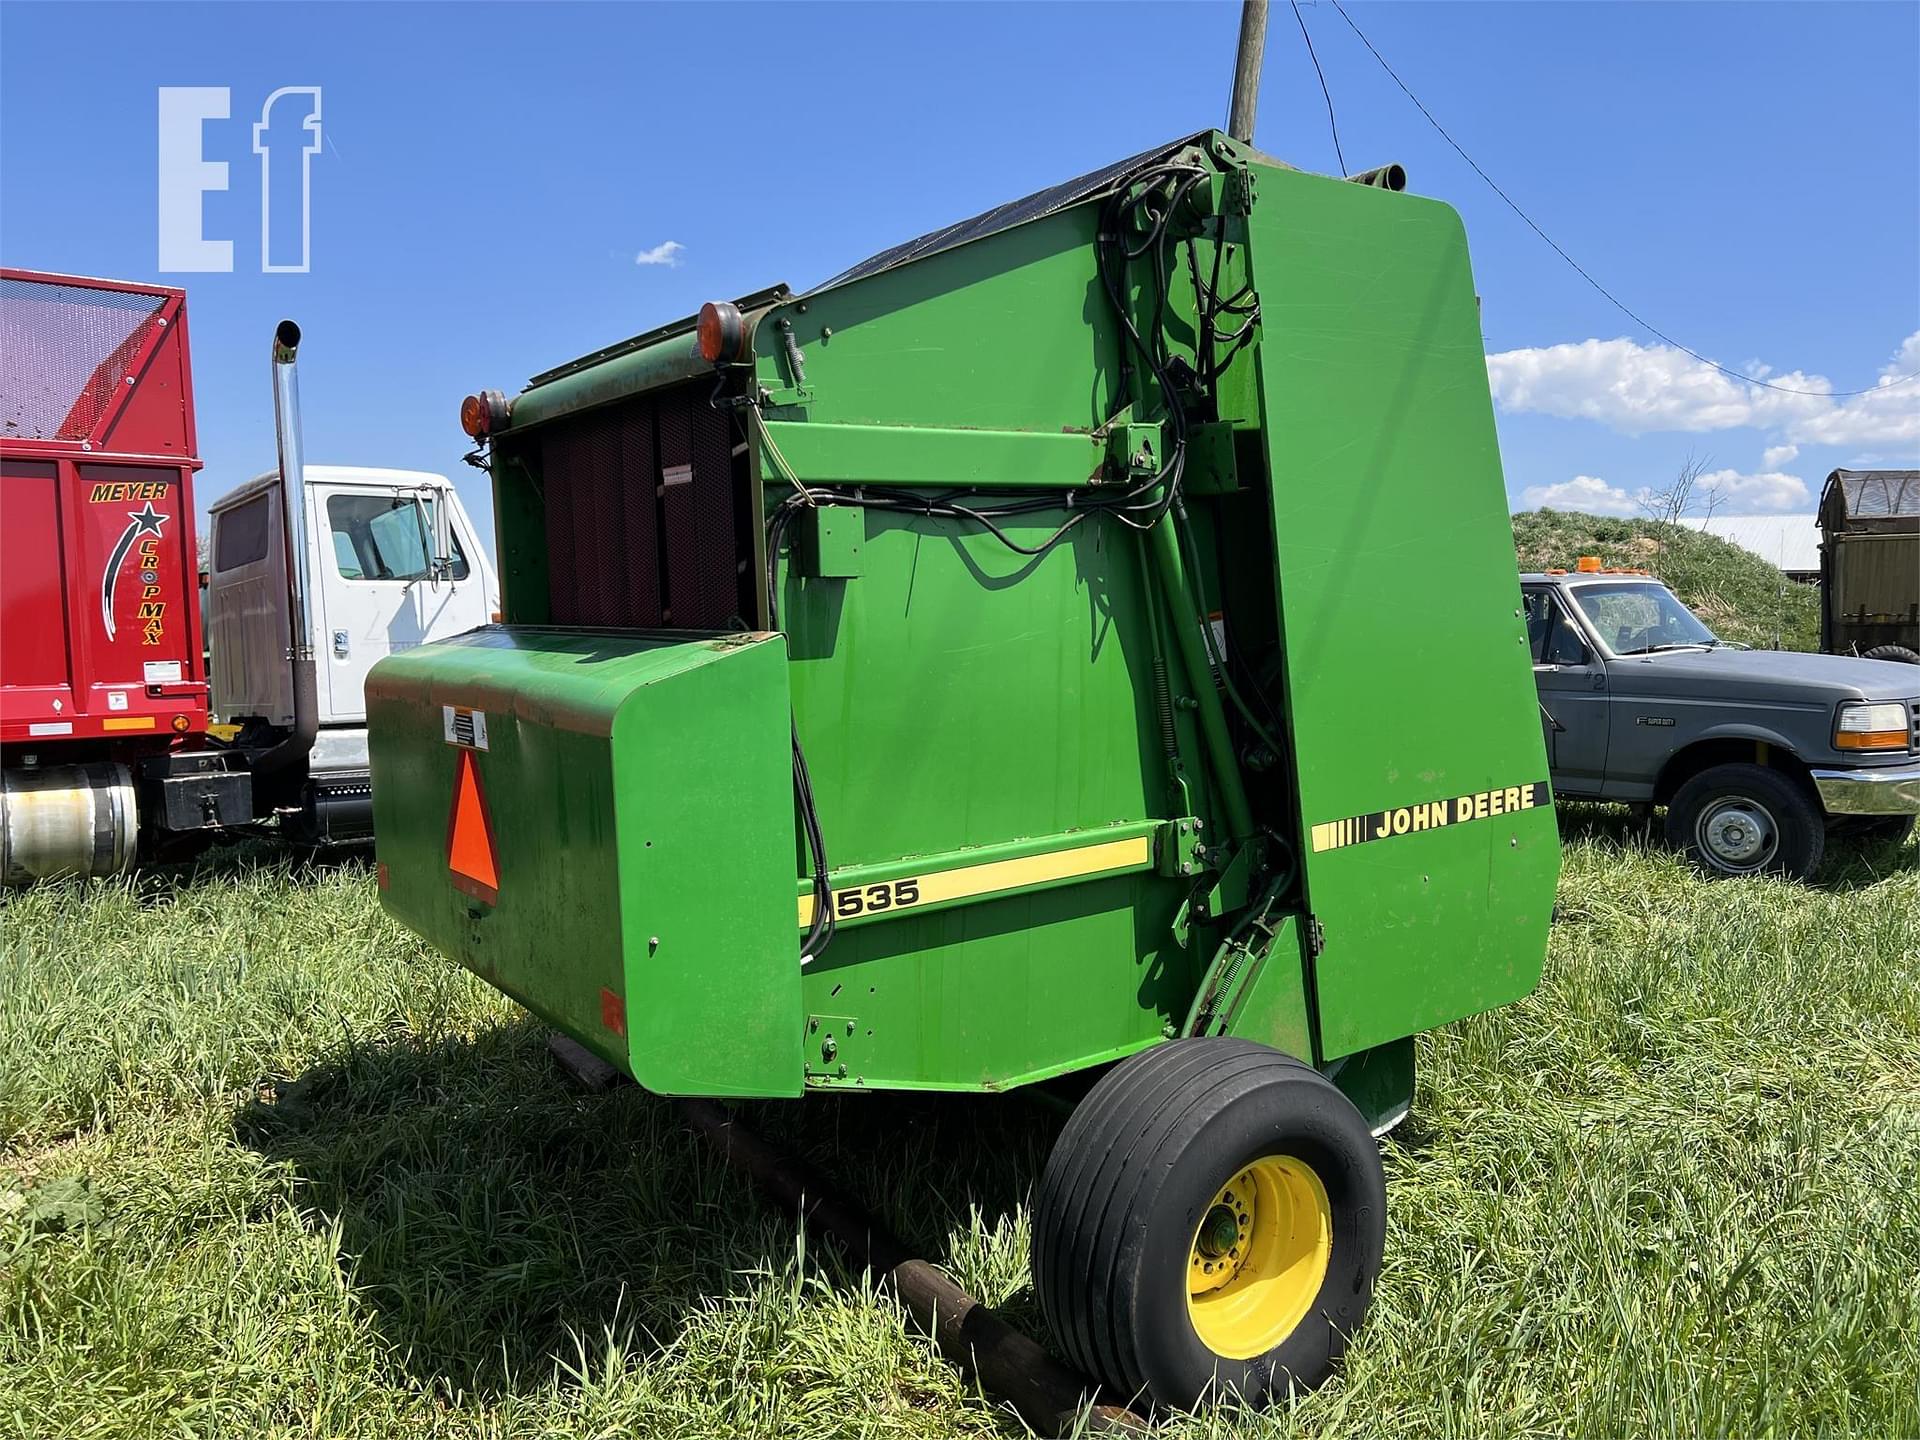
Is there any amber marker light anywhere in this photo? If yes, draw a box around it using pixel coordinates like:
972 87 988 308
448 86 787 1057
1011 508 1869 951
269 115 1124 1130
697 300 747 364
460 389 509 439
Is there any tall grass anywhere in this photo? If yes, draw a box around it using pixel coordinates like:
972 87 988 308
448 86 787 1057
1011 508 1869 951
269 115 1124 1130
2 825 1914 1438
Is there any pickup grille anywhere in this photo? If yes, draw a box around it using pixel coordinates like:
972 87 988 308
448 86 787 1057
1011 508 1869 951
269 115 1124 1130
528 381 751 630
1911 701 1919 752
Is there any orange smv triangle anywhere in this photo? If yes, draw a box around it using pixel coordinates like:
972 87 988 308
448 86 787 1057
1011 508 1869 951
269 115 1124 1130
446 748 499 903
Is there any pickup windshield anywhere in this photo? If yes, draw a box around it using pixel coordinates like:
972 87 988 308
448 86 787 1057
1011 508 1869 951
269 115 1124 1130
1570 581 1720 654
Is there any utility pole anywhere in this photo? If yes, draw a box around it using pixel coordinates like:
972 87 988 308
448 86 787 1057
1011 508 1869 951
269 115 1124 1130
1228 0 1270 143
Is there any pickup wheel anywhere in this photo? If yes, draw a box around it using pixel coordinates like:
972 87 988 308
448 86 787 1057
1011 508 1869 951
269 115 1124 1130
1862 645 1920 665
1666 763 1824 881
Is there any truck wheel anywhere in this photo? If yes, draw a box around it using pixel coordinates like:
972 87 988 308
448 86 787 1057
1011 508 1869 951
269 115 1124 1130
1863 645 1920 665
1031 1037 1385 1409
1666 763 1824 881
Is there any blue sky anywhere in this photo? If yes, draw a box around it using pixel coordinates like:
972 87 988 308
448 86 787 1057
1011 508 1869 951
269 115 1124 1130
3 1 1915 550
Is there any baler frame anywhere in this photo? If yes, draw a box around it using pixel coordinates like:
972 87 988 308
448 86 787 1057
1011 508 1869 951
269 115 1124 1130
371 128 1560 1408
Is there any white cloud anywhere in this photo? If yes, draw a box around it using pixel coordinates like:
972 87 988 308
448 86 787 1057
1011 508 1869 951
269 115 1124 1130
1518 466 1810 519
634 240 685 268
1519 474 1639 517
1695 468 1811 514
1486 331 1920 451
1485 338 1824 434
1787 331 1920 447
1760 443 1798 468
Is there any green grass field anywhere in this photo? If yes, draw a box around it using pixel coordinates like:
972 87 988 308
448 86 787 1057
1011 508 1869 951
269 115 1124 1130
3 818 1915 1439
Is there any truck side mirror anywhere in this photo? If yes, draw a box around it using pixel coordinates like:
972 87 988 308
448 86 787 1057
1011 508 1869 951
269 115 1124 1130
431 490 454 578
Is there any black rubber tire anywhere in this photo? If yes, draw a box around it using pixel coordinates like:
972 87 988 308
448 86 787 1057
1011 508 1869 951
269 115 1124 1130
1666 762 1825 881
1030 1037 1386 1410
1862 645 1920 665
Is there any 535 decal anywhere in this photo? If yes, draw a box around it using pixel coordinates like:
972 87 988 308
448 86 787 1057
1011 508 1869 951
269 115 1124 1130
833 877 921 918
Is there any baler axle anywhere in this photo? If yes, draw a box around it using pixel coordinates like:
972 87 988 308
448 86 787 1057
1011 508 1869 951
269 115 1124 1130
676 1097 1147 1436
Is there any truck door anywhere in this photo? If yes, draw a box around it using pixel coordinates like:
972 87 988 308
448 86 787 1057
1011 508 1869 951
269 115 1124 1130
1526 586 1611 793
314 485 488 723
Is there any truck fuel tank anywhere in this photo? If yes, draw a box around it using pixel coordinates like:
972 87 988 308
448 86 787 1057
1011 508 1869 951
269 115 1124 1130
1 761 136 884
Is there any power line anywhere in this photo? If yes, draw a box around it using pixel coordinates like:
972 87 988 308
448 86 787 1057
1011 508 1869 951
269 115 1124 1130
1326 0 1917 399
1290 0 1347 178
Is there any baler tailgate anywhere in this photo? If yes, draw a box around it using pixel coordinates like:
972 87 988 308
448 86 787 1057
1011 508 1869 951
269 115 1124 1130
1247 180 1559 1059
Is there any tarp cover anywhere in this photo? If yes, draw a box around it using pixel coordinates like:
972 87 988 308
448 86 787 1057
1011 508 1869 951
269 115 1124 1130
1820 469 1920 525
814 132 1214 292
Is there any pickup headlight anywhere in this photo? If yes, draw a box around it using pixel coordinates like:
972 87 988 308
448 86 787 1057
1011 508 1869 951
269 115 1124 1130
1834 701 1910 751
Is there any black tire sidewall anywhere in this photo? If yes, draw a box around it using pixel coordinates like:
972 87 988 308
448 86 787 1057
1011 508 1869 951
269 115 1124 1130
1861 645 1920 665
1125 1073 1386 1406
1667 763 1823 880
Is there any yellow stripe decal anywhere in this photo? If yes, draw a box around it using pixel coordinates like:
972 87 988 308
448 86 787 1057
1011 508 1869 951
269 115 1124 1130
798 834 1152 928
101 716 157 731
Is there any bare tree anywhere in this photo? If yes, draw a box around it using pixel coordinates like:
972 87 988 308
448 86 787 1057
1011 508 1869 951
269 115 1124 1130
1638 450 1722 525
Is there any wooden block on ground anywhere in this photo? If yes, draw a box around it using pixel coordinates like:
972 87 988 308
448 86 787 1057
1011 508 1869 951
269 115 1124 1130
548 1032 622 1092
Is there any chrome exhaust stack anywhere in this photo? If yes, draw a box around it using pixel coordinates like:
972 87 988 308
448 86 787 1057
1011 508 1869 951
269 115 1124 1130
255 319 318 779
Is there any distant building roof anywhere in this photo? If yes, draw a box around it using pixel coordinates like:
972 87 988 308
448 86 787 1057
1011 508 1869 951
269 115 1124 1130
1685 513 1822 576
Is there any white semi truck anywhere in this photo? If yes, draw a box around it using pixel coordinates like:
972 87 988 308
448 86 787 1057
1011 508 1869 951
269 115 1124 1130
0 306 496 883
204 460 496 845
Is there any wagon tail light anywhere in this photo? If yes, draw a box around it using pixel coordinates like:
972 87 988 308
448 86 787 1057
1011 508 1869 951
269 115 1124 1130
459 389 509 439
1834 701 1909 751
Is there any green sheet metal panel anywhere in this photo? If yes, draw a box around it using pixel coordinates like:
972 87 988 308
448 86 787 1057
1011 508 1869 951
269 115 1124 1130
780 495 1208 1088
784 509 1177 864
1242 164 1560 1060
757 204 1120 431
746 207 1229 1086
797 870 1185 1091
368 629 802 1096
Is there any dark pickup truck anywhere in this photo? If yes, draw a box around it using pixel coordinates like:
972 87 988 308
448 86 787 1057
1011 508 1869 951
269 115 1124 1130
1524 567 1920 879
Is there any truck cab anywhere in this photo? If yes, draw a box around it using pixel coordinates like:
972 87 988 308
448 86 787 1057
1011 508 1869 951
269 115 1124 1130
1524 565 1920 878
206 465 495 840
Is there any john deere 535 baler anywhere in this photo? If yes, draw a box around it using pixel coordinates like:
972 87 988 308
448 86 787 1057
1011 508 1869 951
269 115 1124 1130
369 132 1559 1407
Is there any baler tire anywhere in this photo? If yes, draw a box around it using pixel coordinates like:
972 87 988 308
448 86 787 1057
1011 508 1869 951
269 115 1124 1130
1862 645 1920 665
1666 762 1824 881
1030 1037 1385 1410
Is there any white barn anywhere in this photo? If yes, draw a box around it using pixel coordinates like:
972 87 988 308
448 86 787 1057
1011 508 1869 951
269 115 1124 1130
1685 513 1822 582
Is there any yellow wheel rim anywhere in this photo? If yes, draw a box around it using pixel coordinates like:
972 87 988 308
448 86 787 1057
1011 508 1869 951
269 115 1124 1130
1185 1155 1333 1360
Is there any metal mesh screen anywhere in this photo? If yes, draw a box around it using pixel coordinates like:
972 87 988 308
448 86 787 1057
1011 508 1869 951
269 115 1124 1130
658 388 743 627
537 382 748 629
0 277 169 441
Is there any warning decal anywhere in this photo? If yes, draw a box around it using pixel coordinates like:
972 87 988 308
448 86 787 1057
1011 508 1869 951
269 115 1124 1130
446 748 500 903
1311 781 1550 854
443 704 489 750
